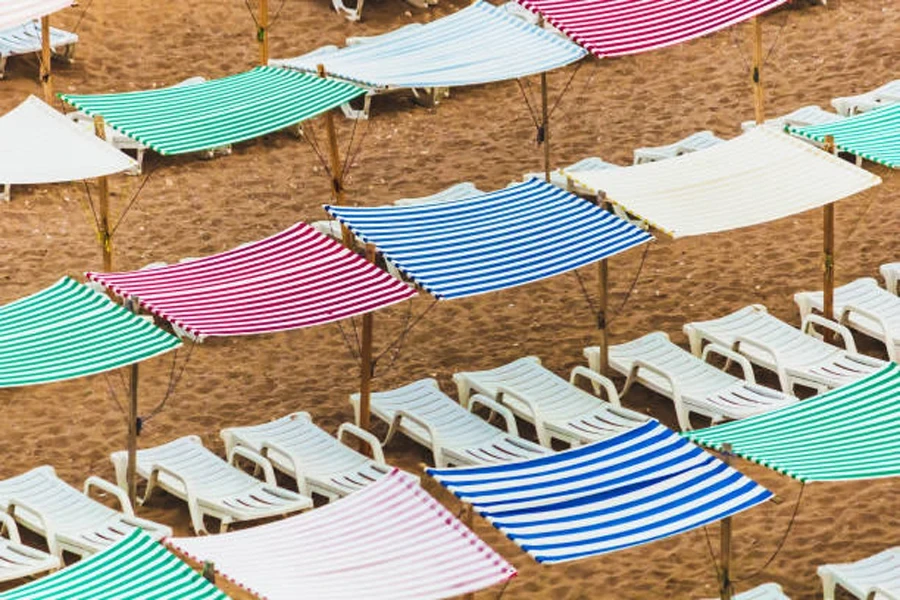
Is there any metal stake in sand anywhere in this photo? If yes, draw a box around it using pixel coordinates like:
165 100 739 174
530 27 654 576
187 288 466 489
40 16 53 103
719 443 734 600
751 17 765 125
92 116 113 272
126 298 140 506
822 135 836 341
259 0 269 66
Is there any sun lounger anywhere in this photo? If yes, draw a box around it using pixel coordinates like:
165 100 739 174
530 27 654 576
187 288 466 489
883 263 900 296
0 21 77 79
454 357 648 447
819 547 900 600
0 510 59 583
521 156 621 197
586 331 797 431
331 0 435 22
795 278 900 362
351 378 549 468
684 305 887 394
633 130 726 164
831 80 900 116
701 583 790 600
221 412 392 501
393 181 483 206
741 104 844 133
0 465 171 560
110 435 312 534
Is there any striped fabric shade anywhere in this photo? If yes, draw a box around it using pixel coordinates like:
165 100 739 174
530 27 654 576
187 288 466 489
325 179 653 299
0 529 226 600
789 103 900 169
686 364 900 482
0 0 71 30
428 420 772 564
59 67 366 155
168 469 516 600
515 0 787 58
273 1 586 89
86 223 416 338
0 277 180 388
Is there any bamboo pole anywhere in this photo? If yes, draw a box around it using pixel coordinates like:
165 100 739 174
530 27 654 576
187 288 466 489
751 17 765 125
92 116 113 272
317 64 354 248
597 258 610 377
359 244 376 432
540 71 551 183
40 16 53 103
123 298 141 506
259 0 269 66
719 443 734 600
201 561 216 584
823 135 836 342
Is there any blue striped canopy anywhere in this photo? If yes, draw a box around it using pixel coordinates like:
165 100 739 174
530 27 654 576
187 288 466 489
273 1 586 90
325 179 653 299
428 420 772 564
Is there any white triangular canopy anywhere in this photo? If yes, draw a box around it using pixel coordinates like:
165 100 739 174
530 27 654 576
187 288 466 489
0 0 72 31
0 96 136 185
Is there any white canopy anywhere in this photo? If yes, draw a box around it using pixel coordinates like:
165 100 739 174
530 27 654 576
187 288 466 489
0 96 136 185
565 128 882 238
0 0 71 30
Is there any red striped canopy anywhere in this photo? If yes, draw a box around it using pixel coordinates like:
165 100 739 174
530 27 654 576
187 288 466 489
86 223 416 338
517 0 788 57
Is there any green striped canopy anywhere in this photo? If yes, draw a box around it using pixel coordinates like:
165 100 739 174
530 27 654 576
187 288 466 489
685 363 900 482
789 103 900 169
59 67 366 155
0 277 180 387
0 529 227 599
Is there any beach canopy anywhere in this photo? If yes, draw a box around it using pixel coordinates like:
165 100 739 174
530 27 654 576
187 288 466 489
325 178 652 299
86 222 417 339
0 0 71 31
59 67 366 155
686 363 900 482
167 469 516 600
428 420 771 564
273 1 586 89
0 529 226 600
0 277 180 388
515 0 787 58
0 96 137 185
789 103 900 169
564 128 882 238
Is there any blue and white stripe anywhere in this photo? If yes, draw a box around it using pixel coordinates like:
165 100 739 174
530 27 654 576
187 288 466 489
428 420 772 564
274 1 586 90
325 179 652 299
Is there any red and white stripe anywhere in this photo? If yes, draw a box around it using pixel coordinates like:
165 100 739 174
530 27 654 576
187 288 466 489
86 223 416 338
518 0 787 57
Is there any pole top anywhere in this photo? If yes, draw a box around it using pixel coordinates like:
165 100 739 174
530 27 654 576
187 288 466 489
317 64 327 78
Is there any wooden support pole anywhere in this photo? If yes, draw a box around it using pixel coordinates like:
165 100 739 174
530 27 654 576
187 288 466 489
822 137 836 342
597 258 610 377
317 64 354 249
93 116 113 272
359 243 376 432
40 16 53 103
462 504 475 600
124 298 140 506
201 561 216 584
540 71 551 183
259 0 269 66
719 443 734 600
751 17 765 125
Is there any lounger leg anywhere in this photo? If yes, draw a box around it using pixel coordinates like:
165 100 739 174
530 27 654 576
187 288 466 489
819 571 836 600
0 57 7 79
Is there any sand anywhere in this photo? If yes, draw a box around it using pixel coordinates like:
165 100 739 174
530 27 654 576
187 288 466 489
0 0 898 598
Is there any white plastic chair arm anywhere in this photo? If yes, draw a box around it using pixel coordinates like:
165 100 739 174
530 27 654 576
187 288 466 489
338 423 387 465
627 359 682 400
390 410 445 468
6 498 60 558
230 446 277 486
701 342 757 384
146 463 206 534
841 304 896 345
802 314 857 352
0 511 21 544
253 440 310 496
570 365 622 406
732 335 784 366
495 384 546 430
84 475 135 516
469 394 520 437
867 586 900 600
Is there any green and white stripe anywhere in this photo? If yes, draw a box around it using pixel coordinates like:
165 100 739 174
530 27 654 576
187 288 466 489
0 277 181 387
59 66 366 155
685 363 900 482
789 103 900 169
0 529 227 599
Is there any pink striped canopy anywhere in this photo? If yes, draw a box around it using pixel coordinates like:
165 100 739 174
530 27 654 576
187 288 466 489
86 223 416 338
168 469 517 600
517 0 788 57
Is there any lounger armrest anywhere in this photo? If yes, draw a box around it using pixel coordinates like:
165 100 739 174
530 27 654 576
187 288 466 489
338 423 387 465
469 394 520 437
230 446 277 486
495 384 545 428
146 463 206 534
255 440 310 496
626 359 692 431
84 475 135 516
570 366 622 406
802 314 857 352
6 498 61 558
390 410 446 468
732 335 783 365
840 304 896 346
701 343 757 384
867 587 900 600
0 511 21 544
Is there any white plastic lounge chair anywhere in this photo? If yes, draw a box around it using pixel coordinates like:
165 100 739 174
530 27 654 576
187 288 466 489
741 104 844 133
586 332 797 431
110 436 312 535
633 130 726 164
701 583 790 600
684 305 887 394
819 547 900 600
883 263 900 296
351 379 549 468
0 510 59 583
795 278 900 362
521 156 621 197
0 21 77 79
393 181 483 206
0 465 171 560
221 412 392 501
831 80 900 116
331 0 435 22
454 357 648 448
